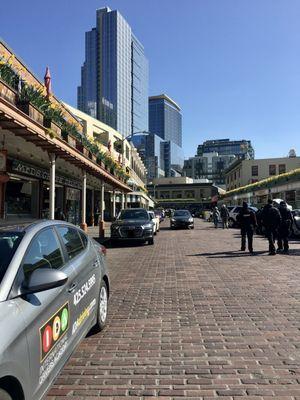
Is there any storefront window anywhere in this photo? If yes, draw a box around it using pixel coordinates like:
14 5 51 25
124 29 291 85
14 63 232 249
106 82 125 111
66 187 81 226
5 178 39 218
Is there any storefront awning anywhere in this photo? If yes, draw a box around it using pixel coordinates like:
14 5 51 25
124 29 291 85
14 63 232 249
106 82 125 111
0 96 131 192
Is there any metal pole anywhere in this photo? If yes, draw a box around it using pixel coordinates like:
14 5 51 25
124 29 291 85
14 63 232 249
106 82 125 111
49 153 56 220
112 190 116 218
80 171 87 231
99 181 105 238
121 193 125 210
100 182 105 220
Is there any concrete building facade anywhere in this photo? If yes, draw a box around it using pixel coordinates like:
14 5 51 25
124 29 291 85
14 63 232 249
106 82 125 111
225 156 300 191
183 152 236 186
147 177 220 211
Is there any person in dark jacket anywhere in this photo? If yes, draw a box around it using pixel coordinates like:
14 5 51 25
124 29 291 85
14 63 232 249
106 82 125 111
220 204 230 229
277 201 293 253
261 199 281 255
237 202 257 253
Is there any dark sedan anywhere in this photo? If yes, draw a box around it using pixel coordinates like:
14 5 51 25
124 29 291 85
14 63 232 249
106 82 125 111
170 210 194 229
110 208 154 245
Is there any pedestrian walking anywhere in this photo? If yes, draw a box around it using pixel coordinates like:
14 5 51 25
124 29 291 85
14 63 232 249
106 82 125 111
236 202 257 253
261 199 281 255
212 207 220 228
277 201 293 253
220 204 230 229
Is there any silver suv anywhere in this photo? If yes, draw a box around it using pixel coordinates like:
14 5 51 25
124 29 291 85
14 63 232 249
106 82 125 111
0 220 109 400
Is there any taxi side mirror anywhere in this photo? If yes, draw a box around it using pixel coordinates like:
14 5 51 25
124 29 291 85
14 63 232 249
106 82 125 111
22 268 68 295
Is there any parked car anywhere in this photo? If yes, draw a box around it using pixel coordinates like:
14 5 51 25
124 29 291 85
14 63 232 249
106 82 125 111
111 208 154 245
272 198 292 210
148 211 160 234
291 209 300 237
170 209 194 229
0 220 109 400
228 205 258 228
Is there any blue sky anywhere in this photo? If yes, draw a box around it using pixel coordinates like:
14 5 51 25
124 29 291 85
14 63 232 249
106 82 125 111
1 0 300 159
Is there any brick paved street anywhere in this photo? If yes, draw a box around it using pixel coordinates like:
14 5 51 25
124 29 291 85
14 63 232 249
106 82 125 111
48 219 300 399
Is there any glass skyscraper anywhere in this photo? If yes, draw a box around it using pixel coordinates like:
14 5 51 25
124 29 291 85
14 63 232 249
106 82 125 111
149 94 182 147
147 94 183 177
78 7 148 137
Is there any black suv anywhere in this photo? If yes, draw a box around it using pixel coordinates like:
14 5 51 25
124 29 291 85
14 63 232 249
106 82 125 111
110 208 154 245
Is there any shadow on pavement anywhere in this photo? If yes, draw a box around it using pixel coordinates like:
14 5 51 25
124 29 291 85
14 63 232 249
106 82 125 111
105 240 148 249
187 250 267 258
285 249 300 256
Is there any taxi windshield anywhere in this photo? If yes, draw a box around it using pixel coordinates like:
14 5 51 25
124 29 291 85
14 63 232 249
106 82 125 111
0 232 24 285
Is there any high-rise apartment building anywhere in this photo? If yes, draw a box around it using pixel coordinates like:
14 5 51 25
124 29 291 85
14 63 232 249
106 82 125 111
197 139 254 159
78 7 149 137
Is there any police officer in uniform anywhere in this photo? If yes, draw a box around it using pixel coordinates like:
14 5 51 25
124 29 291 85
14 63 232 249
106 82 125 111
261 199 281 255
237 202 257 254
277 201 293 253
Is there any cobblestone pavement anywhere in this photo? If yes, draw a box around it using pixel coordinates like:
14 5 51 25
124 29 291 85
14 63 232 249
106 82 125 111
47 219 300 399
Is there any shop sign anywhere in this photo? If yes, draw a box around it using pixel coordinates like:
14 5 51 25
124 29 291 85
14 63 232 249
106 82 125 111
11 159 81 189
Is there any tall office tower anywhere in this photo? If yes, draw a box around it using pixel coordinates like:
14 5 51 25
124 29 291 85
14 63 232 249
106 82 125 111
78 7 149 137
148 94 183 177
149 94 182 147
77 28 98 118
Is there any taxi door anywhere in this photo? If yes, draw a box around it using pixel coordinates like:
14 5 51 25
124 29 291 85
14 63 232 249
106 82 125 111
56 226 100 340
14 227 77 400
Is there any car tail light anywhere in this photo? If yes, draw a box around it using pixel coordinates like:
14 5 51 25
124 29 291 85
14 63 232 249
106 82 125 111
99 244 107 257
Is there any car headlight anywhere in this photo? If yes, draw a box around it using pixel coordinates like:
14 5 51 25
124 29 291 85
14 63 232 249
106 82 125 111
143 223 153 229
189 217 193 222
171 218 176 223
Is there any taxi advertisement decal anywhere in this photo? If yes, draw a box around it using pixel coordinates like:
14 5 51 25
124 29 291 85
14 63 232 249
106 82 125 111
39 302 69 362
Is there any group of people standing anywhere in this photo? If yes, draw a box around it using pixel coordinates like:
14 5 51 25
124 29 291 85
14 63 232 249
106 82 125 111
211 200 293 255
212 205 230 229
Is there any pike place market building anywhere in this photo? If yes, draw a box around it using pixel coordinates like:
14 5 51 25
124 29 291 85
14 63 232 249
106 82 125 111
0 39 133 229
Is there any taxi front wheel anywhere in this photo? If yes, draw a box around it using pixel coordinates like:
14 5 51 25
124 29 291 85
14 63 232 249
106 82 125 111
0 389 13 400
94 280 108 331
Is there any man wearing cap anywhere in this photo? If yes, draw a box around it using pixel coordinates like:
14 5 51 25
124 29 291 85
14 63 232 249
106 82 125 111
277 201 293 253
261 199 282 255
237 202 257 253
